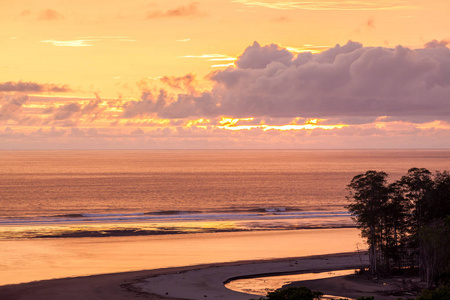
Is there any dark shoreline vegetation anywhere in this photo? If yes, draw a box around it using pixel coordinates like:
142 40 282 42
347 168 450 287
255 285 450 300
255 168 449 300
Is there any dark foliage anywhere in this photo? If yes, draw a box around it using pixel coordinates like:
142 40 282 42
417 285 450 300
263 287 322 300
347 168 450 287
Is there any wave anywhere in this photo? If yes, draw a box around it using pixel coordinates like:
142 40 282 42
146 210 203 215
48 207 345 220
54 214 85 218
217 207 292 213
27 224 356 239
0 208 355 239
0 210 351 227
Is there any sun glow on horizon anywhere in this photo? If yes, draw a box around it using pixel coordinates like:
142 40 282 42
216 117 347 131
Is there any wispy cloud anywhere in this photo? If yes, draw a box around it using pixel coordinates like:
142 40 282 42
42 37 136 47
179 54 237 67
179 54 230 58
37 9 65 21
211 63 235 68
20 10 31 17
233 0 412 11
75 36 136 41
42 39 96 47
273 16 290 22
176 39 191 42
180 54 236 60
0 81 70 93
147 2 205 19
208 57 237 61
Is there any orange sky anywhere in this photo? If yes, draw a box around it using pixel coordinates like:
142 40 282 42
1 0 450 149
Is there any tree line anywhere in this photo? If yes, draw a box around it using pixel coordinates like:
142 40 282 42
347 168 450 287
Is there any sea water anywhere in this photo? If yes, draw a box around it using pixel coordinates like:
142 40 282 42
1 149 449 239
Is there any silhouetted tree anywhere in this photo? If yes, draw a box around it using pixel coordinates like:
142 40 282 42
383 181 410 270
399 168 434 279
347 171 390 275
348 168 450 288
420 172 450 286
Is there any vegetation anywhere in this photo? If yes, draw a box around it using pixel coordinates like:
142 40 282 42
253 286 374 300
417 285 450 300
347 168 450 288
264 286 321 300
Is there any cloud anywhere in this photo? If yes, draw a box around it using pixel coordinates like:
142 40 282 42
0 92 110 127
235 41 293 68
179 54 236 67
273 16 290 22
211 63 235 68
424 39 449 49
37 9 65 21
355 17 375 34
20 10 31 17
123 40 450 123
147 2 205 19
0 81 71 93
42 37 135 47
53 103 81 120
160 74 199 93
232 0 411 11
367 17 375 29
0 94 29 121
42 39 96 47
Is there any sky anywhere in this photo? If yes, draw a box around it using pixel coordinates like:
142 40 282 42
1 0 450 149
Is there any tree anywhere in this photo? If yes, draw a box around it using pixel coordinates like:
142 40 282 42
348 168 450 288
383 181 409 269
420 172 450 286
420 217 450 287
347 171 390 275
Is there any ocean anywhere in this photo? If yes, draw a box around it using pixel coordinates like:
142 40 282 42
1 149 449 240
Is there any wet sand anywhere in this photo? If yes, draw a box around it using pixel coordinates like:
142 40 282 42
0 228 363 286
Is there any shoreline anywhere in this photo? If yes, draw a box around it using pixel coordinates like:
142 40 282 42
0 252 397 300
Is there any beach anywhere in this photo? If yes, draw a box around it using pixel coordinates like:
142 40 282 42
0 228 369 299
0 228 363 285
0 228 407 300
0 252 407 300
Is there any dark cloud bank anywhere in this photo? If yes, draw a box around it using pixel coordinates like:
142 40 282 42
124 40 450 123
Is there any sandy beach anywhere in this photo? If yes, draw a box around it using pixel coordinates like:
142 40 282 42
0 252 409 300
0 229 364 286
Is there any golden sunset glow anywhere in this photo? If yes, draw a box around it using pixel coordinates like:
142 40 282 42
219 117 255 126
217 117 347 131
1 0 450 149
